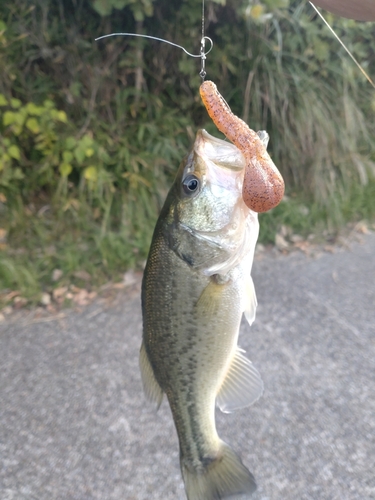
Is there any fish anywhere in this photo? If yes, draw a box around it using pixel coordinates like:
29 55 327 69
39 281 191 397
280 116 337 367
200 80 285 213
140 128 264 499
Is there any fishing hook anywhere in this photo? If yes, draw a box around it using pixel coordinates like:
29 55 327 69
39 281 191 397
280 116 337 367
95 33 213 74
200 37 207 81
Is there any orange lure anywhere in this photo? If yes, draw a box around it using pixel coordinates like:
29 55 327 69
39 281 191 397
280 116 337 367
200 80 285 213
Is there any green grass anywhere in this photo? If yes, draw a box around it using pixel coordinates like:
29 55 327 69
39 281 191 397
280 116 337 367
259 179 375 244
0 197 156 306
2 178 375 308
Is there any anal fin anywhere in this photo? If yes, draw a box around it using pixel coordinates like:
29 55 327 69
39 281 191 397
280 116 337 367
244 275 257 326
216 347 263 414
139 342 163 409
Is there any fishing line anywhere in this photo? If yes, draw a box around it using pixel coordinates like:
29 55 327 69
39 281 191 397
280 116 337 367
309 2 375 89
95 33 213 60
201 0 205 43
200 0 207 81
96 0 211 79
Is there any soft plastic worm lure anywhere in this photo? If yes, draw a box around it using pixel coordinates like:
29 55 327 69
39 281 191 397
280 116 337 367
200 80 285 213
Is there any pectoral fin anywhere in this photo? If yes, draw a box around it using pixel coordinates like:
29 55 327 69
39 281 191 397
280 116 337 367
196 276 230 318
216 347 263 414
139 342 163 409
244 275 257 326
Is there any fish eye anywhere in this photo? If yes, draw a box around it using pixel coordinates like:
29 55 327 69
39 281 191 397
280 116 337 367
182 174 200 195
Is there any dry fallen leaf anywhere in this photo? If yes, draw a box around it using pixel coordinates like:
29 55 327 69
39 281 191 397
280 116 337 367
70 287 97 305
1 306 13 315
13 297 28 309
73 289 89 306
52 269 63 282
294 241 311 254
324 245 336 253
275 233 289 251
73 270 91 282
53 287 68 301
354 221 369 234
5 291 20 301
290 234 304 243
40 292 51 306
279 225 292 238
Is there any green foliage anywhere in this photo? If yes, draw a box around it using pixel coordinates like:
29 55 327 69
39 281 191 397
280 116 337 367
0 95 68 191
219 2 375 209
0 0 375 304
92 0 155 20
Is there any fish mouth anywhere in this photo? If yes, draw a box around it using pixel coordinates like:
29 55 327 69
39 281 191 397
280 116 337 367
195 130 246 172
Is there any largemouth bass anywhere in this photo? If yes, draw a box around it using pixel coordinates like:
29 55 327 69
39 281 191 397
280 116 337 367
140 129 263 500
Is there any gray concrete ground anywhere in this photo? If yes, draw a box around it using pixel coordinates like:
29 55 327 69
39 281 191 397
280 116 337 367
1 232 375 500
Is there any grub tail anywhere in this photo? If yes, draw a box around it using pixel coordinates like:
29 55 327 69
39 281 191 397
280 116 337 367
200 80 285 213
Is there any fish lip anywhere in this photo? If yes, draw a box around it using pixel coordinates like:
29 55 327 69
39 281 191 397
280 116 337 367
200 129 227 145
195 129 246 172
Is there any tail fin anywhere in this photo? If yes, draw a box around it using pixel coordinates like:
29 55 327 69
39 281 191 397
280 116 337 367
181 442 256 500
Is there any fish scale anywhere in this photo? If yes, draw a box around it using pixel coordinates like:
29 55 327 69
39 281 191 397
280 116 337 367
140 129 263 499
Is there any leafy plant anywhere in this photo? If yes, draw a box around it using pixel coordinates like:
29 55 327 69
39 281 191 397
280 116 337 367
1 0 375 306
0 95 68 192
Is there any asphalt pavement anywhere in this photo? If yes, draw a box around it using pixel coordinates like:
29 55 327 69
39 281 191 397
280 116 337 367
1 231 375 500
